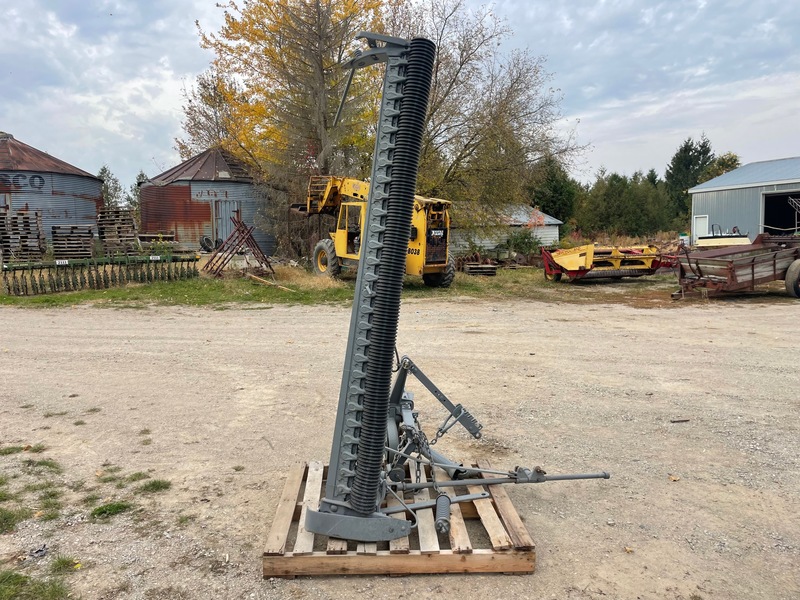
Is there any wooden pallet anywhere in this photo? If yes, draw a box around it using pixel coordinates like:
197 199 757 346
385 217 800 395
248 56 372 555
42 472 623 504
97 208 140 255
263 460 535 577
463 262 498 276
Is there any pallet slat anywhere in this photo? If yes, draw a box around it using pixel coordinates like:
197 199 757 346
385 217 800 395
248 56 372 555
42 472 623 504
415 464 440 554
435 468 472 554
292 462 324 556
264 463 308 556
477 460 535 551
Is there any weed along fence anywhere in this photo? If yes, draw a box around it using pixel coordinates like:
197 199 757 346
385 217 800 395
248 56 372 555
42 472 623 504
1 254 200 296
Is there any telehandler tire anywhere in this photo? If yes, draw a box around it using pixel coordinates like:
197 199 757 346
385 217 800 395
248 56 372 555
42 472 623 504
313 239 341 277
785 259 800 298
423 254 456 288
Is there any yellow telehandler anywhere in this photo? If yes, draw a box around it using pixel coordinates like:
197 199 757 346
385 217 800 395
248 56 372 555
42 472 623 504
296 175 455 287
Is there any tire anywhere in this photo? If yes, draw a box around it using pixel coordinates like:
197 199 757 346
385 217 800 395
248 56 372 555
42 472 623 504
313 239 340 277
785 259 800 298
544 270 562 282
199 235 215 252
423 254 456 288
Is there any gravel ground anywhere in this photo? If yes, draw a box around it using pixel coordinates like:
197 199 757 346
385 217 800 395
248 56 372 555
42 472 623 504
0 297 798 599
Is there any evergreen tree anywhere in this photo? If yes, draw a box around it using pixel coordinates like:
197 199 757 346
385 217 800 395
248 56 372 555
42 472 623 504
664 135 714 216
97 165 123 209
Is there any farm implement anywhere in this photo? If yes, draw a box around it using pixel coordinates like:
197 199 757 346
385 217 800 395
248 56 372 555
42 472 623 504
1 254 200 296
673 234 800 298
542 244 672 282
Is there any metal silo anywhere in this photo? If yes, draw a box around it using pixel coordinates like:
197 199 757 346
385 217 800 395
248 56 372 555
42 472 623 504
0 132 103 244
140 148 275 255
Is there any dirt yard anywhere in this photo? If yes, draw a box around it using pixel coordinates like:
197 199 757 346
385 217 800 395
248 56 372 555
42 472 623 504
0 296 798 599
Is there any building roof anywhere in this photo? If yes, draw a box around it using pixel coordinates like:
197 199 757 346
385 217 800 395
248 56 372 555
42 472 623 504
690 156 800 193
150 147 253 184
504 205 563 227
0 132 98 179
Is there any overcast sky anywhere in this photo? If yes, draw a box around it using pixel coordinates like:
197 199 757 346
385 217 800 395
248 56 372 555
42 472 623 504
2 0 798 188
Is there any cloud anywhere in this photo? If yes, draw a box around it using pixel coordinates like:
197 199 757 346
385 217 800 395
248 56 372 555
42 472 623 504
1 0 223 185
478 0 800 179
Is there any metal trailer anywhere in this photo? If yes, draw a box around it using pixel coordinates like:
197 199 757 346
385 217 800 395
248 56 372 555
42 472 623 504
673 234 800 298
541 244 672 282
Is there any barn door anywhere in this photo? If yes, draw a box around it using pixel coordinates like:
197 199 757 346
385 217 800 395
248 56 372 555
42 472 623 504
213 199 241 243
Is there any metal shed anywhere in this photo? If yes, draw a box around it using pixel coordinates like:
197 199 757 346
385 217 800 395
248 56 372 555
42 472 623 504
0 132 103 242
689 157 800 243
140 148 275 255
451 206 562 254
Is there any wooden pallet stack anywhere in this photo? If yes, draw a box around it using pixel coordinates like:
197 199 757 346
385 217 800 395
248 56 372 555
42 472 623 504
0 207 46 261
97 208 140 255
263 461 535 577
52 225 94 260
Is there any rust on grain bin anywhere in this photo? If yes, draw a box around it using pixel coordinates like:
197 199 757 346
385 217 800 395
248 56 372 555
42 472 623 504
140 184 212 243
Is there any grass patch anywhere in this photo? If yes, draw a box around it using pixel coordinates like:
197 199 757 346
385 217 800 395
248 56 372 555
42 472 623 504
73 420 86 426
81 494 101 506
19 404 34 409
140 438 152 446
232 465 245 472
138 428 151 435
0 475 8 486
0 506 33 533
86 407 102 414
49 555 79 575
28 444 47 454
176 514 196 526
22 481 56 493
97 475 119 483
126 472 150 483
105 466 122 474
0 446 24 456
137 479 171 494
91 501 132 519
0 569 70 600
22 459 63 474
0 490 15 502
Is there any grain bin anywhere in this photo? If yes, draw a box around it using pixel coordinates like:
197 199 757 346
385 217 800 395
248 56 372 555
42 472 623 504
140 148 275 255
0 132 103 242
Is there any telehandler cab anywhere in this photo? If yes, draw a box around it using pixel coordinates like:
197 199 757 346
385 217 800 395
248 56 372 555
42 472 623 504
296 175 455 287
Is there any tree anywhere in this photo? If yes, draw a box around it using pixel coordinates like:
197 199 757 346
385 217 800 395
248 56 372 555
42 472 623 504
124 170 148 223
390 0 581 227
664 135 714 216
699 151 741 183
97 165 123 209
526 155 581 223
575 169 672 237
189 0 385 178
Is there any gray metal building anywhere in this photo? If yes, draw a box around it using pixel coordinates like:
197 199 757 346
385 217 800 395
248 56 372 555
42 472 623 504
451 206 562 254
140 148 275 255
689 157 800 243
0 132 103 240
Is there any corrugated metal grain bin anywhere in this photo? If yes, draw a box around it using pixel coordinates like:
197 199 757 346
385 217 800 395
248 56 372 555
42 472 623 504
0 132 103 241
140 148 276 255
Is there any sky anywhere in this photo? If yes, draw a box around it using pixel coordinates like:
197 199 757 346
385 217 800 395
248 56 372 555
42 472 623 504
2 0 798 188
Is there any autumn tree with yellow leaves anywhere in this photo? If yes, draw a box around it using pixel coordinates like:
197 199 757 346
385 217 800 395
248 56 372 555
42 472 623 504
178 0 580 253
